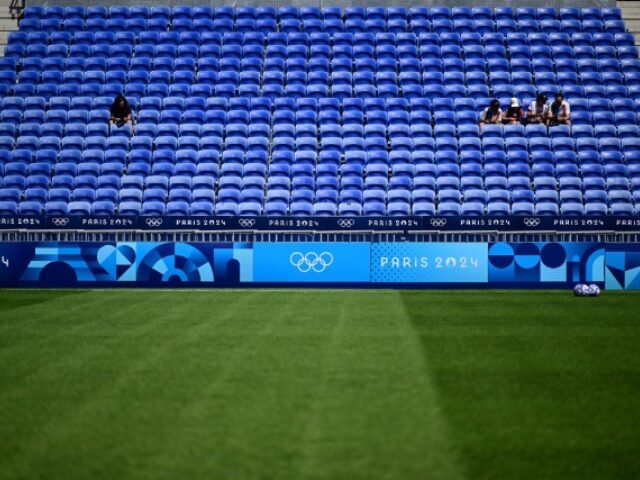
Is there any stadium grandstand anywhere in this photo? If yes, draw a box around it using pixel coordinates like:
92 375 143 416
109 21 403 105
1 3 640 480
0 3 639 221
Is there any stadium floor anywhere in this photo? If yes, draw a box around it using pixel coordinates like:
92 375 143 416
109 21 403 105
0 289 638 480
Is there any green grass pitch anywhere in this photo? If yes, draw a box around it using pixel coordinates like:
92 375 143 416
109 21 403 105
1 289 639 480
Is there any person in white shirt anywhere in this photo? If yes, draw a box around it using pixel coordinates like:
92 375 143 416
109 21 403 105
526 94 548 125
479 99 502 131
546 92 571 128
502 97 526 124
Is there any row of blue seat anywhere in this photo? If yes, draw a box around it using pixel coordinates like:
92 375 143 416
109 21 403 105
2 117 640 137
8 59 640 82
9 70 640 87
2 175 637 194
4 84 640 102
8 57 640 77
2 182 637 206
4 95 640 113
2 144 637 166
21 6 624 22
7 69 640 90
10 42 639 60
2 110 640 132
2 197 639 217
17 16 631 36
3 182 639 202
3 162 639 182
8 31 636 49
9 57 640 75
2 122 640 140
3 182 638 202
6 66 640 90
0 131 638 150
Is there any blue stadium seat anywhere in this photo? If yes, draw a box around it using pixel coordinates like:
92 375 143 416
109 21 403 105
1 8 639 220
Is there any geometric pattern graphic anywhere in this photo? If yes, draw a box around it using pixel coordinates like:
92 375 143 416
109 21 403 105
14 242 252 286
213 243 254 283
135 243 214 283
21 242 112 282
605 246 640 290
488 242 605 285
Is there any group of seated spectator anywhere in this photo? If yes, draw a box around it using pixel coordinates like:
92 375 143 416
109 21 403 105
480 92 571 130
109 91 571 137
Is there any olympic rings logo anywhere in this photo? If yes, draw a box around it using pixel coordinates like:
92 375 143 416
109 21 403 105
51 218 69 227
238 219 256 228
430 218 447 228
337 219 355 228
145 218 163 227
523 218 541 227
289 252 334 273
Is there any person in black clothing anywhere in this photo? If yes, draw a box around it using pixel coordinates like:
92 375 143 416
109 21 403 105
110 94 132 128
479 99 502 131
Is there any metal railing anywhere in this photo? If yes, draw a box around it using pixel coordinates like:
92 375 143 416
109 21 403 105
10 0 25 19
1 229 637 243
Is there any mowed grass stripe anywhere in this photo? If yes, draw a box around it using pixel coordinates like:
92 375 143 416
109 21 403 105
289 291 464 480
402 290 640 480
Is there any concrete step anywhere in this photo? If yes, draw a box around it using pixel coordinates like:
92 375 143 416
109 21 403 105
625 19 640 29
0 18 17 31
619 1 640 15
0 7 18 20
619 1 640 45
621 9 640 20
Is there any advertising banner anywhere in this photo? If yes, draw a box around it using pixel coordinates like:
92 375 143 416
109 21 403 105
253 242 371 283
605 245 640 290
1 215 640 233
487 242 605 287
0 241 635 289
0 242 254 287
0 243 24 284
370 243 488 283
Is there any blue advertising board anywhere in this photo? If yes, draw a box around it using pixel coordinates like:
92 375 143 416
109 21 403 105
0 243 24 284
605 245 640 290
370 243 488 283
487 242 605 287
0 242 254 287
0 241 635 289
253 242 370 283
1 215 640 233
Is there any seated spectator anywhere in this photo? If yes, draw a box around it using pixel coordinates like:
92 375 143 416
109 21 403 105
546 92 571 128
503 97 525 124
479 99 502 131
110 94 133 128
526 94 548 125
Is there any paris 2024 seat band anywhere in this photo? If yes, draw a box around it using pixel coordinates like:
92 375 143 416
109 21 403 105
0 6 639 217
